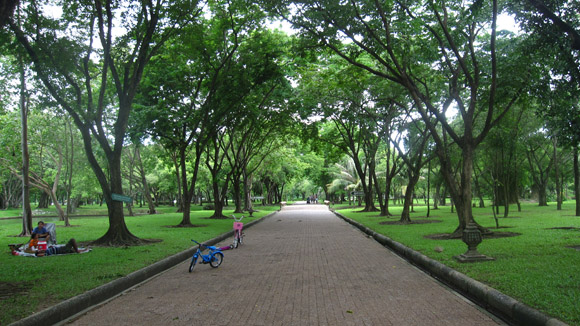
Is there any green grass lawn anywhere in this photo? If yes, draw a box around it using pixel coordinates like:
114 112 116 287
0 204 278 326
2 202 578 325
335 201 580 326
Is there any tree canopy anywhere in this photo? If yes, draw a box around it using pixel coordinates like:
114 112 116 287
1 0 578 247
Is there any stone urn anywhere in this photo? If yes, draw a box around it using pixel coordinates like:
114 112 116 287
454 222 494 263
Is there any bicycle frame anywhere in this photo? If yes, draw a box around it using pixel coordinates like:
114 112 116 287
232 215 244 248
189 239 224 272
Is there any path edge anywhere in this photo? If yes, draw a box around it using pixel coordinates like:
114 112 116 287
8 212 275 326
332 210 569 326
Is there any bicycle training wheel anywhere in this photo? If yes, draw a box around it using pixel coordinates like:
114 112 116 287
189 255 198 273
210 252 223 268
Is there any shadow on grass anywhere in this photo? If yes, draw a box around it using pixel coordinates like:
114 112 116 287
379 219 443 225
164 224 208 228
424 231 521 240
0 281 32 301
548 226 580 230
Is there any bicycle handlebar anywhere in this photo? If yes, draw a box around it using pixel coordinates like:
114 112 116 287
191 239 221 251
232 214 245 222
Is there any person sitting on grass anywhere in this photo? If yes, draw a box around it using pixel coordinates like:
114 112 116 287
23 233 39 253
35 238 89 257
32 221 51 242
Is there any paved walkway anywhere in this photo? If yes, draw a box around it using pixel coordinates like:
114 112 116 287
65 204 504 326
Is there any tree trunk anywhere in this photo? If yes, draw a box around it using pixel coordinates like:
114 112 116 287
65 118 75 220
351 153 377 212
90 134 142 246
37 192 49 209
96 199 141 245
362 190 376 212
553 138 562 210
19 58 33 237
211 173 230 218
210 171 230 219
243 168 253 213
439 144 487 237
491 178 499 228
213 197 226 218
374 172 386 216
181 136 208 225
126 202 134 217
279 183 285 203
232 176 243 214
135 147 156 214
177 146 198 226
574 146 580 216
526 144 553 207
458 145 475 229
473 172 485 208
400 172 420 223
381 177 392 216
172 153 184 213
92 160 142 245
538 184 548 206
52 148 67 223
433 183 439 210
502 168 510 218
427 161 431 217
49 190 66 222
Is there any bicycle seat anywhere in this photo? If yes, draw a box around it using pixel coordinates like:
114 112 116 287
207 246 217 250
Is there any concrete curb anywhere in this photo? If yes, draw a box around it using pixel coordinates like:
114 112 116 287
9 212 275 326
333 211 569 326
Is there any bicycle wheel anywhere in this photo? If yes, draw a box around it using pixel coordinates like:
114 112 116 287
233 231 239 248
210 252 223 268
238 231 243 246
189 254 198 273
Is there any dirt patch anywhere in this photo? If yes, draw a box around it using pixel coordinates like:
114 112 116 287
424 231 521 240
0 282 32 302
377 215 442 219
548 227 580 230
333 206 364 210
484 215 522 218
201 216 231 220
380 219 443 225
86 238 162 247
566 245 580 251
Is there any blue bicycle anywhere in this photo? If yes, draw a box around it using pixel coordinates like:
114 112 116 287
189 239 224 272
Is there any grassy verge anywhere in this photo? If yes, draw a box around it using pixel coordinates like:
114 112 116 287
0 204 278 325
335 201 580 326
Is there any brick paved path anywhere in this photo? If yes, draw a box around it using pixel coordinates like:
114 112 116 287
66 204 504 326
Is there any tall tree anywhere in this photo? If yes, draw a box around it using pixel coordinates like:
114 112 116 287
265 1 526 245
9 0 201 245
392 120 431 223
301 59 383 212
509 0 580 215
134 21 233 225
479 108 527 216
525 130 554 206
18 55 32 235
205 27 292 218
